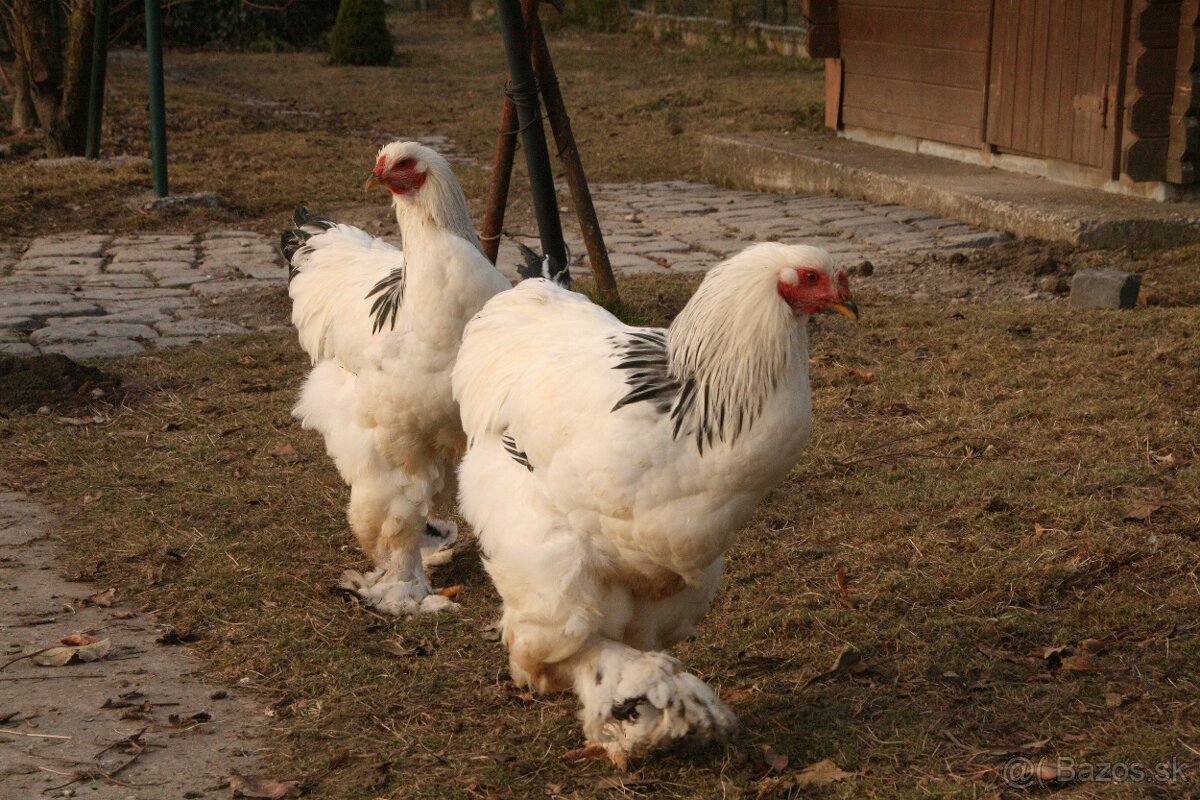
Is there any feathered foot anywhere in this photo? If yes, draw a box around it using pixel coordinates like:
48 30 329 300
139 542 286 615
420 519 458 567
338 543 459 616
573 642 736 767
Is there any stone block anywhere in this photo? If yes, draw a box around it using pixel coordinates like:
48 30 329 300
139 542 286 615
14 256 104 275
204 230 261 240
110 249 196 264
31 321 158 345
158 274 213 288
189 279 271 298
1069 269 1141 310
41 339 145 359
156 319 249 337
22 238 107 259
0 340 36 356
107 259 194 274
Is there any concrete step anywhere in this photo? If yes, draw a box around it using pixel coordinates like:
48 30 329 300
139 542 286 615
702 133 1200 249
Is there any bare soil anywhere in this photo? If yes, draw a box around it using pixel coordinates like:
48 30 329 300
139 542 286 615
0 355 122 415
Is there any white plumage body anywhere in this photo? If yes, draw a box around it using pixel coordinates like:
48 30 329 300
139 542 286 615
286 142 510 615
454 243 846 761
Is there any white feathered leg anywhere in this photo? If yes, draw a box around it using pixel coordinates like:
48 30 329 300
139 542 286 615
296 362 457 616
571 639 736 767
463 440 733 761
339 481 458 615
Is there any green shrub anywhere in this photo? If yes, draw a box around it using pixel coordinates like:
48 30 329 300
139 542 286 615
329 0 396 66
126 0 340 49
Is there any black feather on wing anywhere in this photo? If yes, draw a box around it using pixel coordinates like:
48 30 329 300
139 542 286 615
279 206 337 283
502 431 534 471
610 330 722 454
366 266 405 334
611 329 679 415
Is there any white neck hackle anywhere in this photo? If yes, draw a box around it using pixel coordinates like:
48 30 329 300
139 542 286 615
666 243 832 448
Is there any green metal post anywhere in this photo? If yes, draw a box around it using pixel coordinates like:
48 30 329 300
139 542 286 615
145 0 168 196
85 0 111 159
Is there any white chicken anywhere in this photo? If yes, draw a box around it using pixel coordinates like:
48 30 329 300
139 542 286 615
282 141 510 615
453 243 857 763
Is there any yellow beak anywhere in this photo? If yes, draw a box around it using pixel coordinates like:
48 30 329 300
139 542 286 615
829 300 860 321
365 174 384 191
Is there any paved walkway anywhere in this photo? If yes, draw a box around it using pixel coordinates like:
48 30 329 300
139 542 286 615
0 490 269 797
0 182 1013 358
0 231 283 359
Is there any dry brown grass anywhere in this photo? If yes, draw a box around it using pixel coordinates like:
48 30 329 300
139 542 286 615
2 273 1197 799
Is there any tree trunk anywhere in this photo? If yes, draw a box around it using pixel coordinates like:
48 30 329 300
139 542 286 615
11 59 38 133
0 57 39 132
57 1 94 154
2 0 93 156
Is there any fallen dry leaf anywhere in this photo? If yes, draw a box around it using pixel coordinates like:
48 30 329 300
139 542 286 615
562 743 608 761
884 401 917 416
265 442 302 464
53 415 109 427
760 744 789 773
437 584 464 598
834 567 853 608
1059 653 1102 673
60 632 98 646
228 772 301 799
794 758 854 787
32 638 111 666
31 646 76 667
156 629 202 645
982 737 1050 757
803 644 867 688
82 587 116 607
1122 500 1162 523
844 367 876 382
725 686 758 702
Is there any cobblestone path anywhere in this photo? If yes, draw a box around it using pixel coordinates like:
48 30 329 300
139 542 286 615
1 182 1011 358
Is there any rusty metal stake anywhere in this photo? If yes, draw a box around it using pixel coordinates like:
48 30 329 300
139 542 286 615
482 0 618 300
482 96 518 265
524 0 618 302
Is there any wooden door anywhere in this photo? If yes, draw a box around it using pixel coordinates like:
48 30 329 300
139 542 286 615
985 0 1127 171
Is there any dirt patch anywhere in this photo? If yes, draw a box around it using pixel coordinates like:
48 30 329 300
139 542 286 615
943 238 1200 306
0 355 122 415
199 285 294 330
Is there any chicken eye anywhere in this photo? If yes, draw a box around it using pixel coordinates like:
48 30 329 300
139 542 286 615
806 272 819 283
396 158 413 169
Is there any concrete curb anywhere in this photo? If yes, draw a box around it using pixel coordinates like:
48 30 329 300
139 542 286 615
701 134 1200 249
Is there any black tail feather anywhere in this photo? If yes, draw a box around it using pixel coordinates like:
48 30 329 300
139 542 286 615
280 206 338 282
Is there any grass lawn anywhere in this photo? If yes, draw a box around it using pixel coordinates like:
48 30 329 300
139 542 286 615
2 273 1198 799
3 10 1199 800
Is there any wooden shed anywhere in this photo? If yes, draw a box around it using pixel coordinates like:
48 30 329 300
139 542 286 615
803 0 1200 199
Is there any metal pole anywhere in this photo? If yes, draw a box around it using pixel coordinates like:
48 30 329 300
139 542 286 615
523 1 618 301
145 0 168 197
493 0 566 281
481 96 518 264
85 0 110 159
